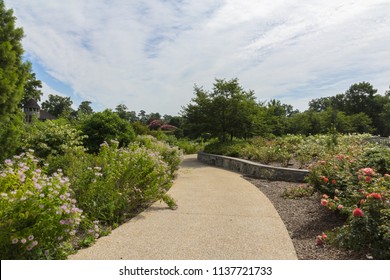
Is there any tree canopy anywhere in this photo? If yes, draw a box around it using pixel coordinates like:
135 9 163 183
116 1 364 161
182 78 259 141
41 94 74 118
80 109 136 153
0 1 29 160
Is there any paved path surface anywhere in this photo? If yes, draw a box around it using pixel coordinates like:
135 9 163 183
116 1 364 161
69 155 297 260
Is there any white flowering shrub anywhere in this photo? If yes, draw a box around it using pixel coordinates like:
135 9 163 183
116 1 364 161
53 140 180 226
22 119 86 159
0 151 83 259
135 135 183 175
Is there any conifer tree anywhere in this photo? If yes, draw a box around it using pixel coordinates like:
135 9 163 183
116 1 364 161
0 0 28 160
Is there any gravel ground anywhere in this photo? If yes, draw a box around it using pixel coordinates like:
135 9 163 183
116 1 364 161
245 178 366 260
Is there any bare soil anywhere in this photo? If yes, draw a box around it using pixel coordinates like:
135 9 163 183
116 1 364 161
244 178 366 260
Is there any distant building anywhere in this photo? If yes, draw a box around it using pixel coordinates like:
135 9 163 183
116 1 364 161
23 99 56 122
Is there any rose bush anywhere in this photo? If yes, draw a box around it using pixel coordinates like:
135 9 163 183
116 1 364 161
307 143 390 259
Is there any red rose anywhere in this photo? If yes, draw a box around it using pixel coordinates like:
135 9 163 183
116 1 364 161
352 208 363 217
336 154 345 160
367 193 382 199
322 176 329 183
316 235 324 246
331 179 337 185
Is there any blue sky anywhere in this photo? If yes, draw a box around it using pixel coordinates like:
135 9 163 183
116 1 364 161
6 0 390 115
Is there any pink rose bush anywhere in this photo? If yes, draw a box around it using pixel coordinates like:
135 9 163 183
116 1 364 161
316 232 328 246
307 145 390 259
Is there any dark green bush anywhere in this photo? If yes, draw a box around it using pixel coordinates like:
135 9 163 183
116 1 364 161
80 110 136 153
362 146 390 175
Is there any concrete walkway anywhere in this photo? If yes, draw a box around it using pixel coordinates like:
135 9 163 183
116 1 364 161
69 155 297 260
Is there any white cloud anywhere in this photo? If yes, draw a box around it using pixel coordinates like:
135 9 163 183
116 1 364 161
7 0 390 114
40 82 78 110
40 82 67 101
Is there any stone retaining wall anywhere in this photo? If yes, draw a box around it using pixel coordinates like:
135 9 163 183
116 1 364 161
197 152 309 183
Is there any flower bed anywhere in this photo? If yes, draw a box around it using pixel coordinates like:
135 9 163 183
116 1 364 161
0 137 183 259
307 146 390 259
204 133 390 259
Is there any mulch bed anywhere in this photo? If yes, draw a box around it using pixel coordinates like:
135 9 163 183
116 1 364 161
244 177 366 260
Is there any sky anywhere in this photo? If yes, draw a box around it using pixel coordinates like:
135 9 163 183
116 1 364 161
6 0 390 115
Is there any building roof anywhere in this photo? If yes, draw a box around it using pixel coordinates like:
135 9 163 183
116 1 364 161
24 98 40 109
39 110 56 120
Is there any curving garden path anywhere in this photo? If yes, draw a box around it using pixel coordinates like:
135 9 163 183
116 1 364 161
68 154 297 260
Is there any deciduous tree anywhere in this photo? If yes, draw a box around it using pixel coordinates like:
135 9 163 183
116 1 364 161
41 94 74 118
182 78 259 141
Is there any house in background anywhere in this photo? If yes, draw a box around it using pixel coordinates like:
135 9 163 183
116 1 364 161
23 99 56 122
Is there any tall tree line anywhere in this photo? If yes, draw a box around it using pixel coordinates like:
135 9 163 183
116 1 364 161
181 79 390 140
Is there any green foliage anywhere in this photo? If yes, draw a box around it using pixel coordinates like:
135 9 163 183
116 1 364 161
135 135 183 175
182 78 260 141
361 146 390 175
0 112 24 161
0 151 82 259
80 109 136 153
306 82 389 136
174 138 205 154
132 121 149 135
115 104 137 122
41 94 74 118
323 173 390 259
306 142 390 258
21 119 86 159
21 62 43 105
282 185 314 199
76 101 93 116
204 134 370 168
0 1 29 161
47 138 181 226
204 139 248 157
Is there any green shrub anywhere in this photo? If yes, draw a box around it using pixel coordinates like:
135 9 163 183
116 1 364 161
307 144 390 259
21 119 86 159
80 110 136 153
325 174 390 259
0 151 83 259
362 146 390 175
175 138 205 154
282 184 314 199
204 140 247 157
48 139 180 226
135 135 183 175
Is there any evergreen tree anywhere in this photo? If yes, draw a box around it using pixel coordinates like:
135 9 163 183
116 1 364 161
0 1 29 160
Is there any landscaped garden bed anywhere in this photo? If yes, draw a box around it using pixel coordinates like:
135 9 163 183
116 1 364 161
204 133 390 259
0 135 183 259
